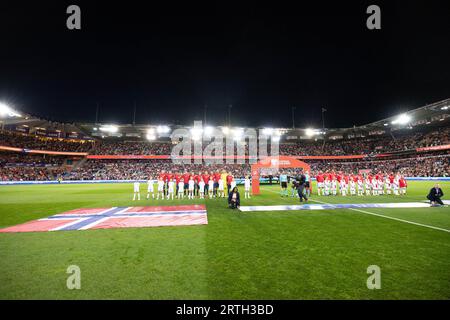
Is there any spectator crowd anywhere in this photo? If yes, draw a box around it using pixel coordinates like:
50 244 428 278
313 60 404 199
0 127 448 181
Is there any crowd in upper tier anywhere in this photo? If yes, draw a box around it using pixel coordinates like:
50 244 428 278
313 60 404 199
1 127 449 156
0 130 94 153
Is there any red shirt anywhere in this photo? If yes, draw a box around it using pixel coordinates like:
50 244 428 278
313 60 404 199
158 173 165 180
194 175 201 183
316 174 324 183
167 174 173 182
202 174 210 183
183 173 190 184
213 173 220 182
226 175 233 184
399 178 407 188
163 174 169 183
344 175 349 183
175 174 181 184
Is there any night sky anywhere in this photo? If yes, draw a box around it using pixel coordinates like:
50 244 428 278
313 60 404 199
0 1 449 128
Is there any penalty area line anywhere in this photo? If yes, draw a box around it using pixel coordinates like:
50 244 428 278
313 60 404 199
260 187 450 233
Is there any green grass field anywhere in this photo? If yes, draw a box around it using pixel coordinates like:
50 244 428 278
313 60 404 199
0 181 449 299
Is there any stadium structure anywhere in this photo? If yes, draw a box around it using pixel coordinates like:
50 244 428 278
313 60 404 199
0 99 449 300
0 98 449 183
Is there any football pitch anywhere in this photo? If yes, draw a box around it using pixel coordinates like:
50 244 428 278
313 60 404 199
0 181 449 299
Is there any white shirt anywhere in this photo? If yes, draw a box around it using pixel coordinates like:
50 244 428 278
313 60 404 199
188 179 195 190
168 181 174 192
178 182 184 191
244 178 251 189
147 180 154 192
199 181 205 192
157 180 164 191
133 182 140 192
208 180 214 189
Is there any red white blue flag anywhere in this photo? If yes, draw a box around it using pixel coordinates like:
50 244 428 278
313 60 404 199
0 205 207 233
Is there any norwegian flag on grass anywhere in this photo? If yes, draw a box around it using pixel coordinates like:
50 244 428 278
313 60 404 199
0 205 208 233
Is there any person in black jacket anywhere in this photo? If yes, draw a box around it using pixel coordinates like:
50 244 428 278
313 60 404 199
296 174 308 203
427 184 444 206
228 187 241 209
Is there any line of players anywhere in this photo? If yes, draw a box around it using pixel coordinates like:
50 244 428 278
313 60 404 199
133 170 252 200
314 172 408 196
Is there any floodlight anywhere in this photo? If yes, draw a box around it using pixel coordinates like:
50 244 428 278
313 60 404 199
272 135 280 142
99 125 119 133
232 128 244 140
204 126 214 135
222 127 230 134
391 114 411 125
146 133 156 140
0 102 21 117
441 106 449 110
190 127 203 141
262 128 273 135
305 128 316 137
157 125 170 133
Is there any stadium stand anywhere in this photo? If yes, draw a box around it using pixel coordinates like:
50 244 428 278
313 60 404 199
0 99 449 181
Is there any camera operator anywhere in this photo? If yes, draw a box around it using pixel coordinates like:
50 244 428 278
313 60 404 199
296 172 308 203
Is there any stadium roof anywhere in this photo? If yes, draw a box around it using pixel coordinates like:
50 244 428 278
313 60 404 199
1 98 449 142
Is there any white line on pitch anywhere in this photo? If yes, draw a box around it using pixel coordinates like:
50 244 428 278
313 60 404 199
260 187 450 233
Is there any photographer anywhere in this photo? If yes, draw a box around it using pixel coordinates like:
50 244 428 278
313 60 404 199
427 183 444 206
228 186 241 209
296 173 308 203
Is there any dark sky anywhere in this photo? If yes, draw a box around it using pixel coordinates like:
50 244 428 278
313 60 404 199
0 1 449 128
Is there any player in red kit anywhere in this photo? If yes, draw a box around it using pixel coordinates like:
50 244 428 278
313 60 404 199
213 172 221 197
202 171 210 196
226 173 233 195
194 172 201 196
316 172 324 196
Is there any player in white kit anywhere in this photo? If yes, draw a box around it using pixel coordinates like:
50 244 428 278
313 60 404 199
350 179 356 196
133 181 140 201
230 178 237 191
167 179 175 200
218 178 225 198
393 175 400 195
378 178 384 195
357 177 364 196
384 176 391 195
199 180 205 199
324 178 331 196
146 178 154 200
208 178 214 198
339 180 347 196
188 177 195 199
157 178 165 200
244 176 251 199
365 177 371 196
178 181 184 199
331 178 337 196
371 177 378 196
